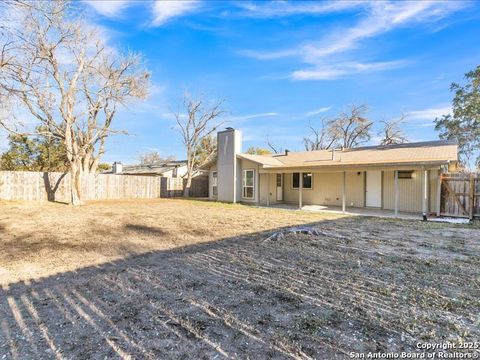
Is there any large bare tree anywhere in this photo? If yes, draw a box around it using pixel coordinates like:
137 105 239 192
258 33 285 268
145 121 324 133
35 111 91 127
303 104 372 151
174 95 225 197
265 134 282 154
303 119 337 151
378 117 408 146
194 134 217 170
328 104 372 148
138 151 175 165
0 1 150 204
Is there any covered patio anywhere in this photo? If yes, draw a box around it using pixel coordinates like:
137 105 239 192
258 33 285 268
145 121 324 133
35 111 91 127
263 202 423 220
262 167 435 220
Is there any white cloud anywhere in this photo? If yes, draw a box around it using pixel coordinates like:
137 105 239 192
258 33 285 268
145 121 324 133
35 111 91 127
406 106 451 121
235 1 364 18
151 0 200 26
227 112 279 123
300 1 466 62
240 1 468 80
237 49 298 61
291 60 407 80
84 0 131 17
304 107 332 117
246 1 467 62
416 123 436 128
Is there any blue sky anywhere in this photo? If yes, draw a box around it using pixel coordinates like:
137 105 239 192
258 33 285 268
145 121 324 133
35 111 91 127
82 0 480 164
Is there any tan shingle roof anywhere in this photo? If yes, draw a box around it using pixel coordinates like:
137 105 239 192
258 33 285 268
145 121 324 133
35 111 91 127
238 141 458 169
237 153 284 166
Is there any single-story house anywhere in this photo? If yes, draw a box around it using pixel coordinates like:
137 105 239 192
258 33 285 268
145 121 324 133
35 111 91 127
109 160 190 178
203 128 459 217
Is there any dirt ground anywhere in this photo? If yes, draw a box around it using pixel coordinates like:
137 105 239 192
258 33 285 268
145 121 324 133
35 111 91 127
0 199 479 359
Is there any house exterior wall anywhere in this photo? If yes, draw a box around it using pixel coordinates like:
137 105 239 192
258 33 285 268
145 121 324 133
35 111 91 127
281 172 365 207
160 166 188 178
161 169 174 178
238 159 260 204
383 170 422 212
258 173 281 206
175 166 188 178
382 169 440 213
256 168 440 213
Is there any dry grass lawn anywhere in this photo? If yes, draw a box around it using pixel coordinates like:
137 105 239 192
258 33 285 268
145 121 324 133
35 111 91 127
0 198 479 359
0 199 340 285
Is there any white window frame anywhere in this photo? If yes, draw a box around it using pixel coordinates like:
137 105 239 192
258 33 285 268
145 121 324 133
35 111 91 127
292 173 313 190
212 171 218 196
242 169 255 199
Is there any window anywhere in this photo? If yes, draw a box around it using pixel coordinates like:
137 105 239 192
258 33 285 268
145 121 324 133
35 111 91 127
172 167 178 178
276 174 282 187
292 173 312 189
242 169 255 199
398 170 414 179
212 171 218 196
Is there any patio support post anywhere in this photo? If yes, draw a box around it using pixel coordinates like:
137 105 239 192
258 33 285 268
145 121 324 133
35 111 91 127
422 168 428 221
342 171 346 214
299 172 303 209
394 170 399 217
266 173 270 207
436 170 442 217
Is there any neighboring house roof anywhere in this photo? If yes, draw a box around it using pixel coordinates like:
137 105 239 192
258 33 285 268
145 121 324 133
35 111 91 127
121 165 180 175
105 160 188 175
237 140 458 169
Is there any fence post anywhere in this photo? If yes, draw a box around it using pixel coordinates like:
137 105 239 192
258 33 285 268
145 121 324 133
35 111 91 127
469 173 475 220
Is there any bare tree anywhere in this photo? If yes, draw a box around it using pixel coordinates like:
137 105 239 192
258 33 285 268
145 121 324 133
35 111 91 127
174 95 225 197
194 134 217 170
245 146 271 155
303 119 337 151
265 134 282 154
378 117 408 145
138 151 174 165
0 1 150 204
328 104 372 148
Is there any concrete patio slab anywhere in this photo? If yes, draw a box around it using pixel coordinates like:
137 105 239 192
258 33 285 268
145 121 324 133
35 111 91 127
261 203 423 220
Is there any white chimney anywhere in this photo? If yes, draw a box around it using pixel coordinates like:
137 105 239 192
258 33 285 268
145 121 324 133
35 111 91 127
112 161 123 174
217 128 242 203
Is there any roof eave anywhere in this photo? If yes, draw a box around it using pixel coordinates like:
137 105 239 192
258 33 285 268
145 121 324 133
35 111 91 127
260 160 453 172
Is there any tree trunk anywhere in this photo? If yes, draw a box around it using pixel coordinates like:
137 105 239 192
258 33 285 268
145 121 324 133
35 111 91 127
183 175 192 198
69 161 84 205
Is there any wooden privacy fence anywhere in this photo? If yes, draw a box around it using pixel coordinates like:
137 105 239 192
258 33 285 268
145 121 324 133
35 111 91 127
0 171 209 202
439 173 479 219
160 176 209 198
0 171 162 202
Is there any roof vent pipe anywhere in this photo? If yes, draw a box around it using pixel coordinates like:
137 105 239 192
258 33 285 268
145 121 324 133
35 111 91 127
285 149 290 156
332 149 341 161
